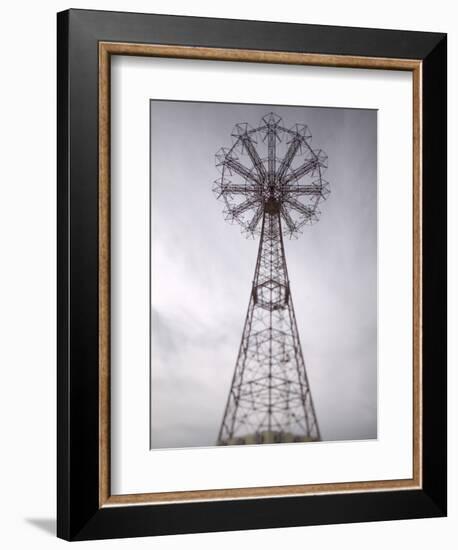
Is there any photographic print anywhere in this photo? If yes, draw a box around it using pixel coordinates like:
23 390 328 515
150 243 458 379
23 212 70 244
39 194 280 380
150 100 377 450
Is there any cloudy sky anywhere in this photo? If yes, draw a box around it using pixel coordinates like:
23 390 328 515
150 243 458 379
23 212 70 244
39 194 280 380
150 100 377 449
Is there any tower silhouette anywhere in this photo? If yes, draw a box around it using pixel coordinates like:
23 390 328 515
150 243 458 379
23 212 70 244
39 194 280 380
213 113 330 445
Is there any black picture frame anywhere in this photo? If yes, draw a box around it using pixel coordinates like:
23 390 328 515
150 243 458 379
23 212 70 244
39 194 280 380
57 8 447 541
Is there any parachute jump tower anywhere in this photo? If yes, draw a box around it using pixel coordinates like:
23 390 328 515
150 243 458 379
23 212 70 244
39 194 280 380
213 113 330 445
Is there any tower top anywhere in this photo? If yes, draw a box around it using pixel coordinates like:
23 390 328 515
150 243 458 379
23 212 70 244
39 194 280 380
213 113 330 238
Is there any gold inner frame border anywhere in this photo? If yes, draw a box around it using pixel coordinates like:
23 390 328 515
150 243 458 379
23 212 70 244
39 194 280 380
98 42 422 507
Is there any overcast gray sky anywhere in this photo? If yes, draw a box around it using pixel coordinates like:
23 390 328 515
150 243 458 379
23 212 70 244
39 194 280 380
150 100 377 449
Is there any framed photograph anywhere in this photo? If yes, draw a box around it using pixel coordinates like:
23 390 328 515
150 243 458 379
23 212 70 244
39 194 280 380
57 9 447 541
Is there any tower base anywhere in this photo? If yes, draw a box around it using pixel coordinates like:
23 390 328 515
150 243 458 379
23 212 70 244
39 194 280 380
218 430 318 446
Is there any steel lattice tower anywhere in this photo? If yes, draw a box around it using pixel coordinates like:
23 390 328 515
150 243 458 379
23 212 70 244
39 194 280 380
213 113 330 445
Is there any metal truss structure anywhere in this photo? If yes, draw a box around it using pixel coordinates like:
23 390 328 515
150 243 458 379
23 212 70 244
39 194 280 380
213 113 330 445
